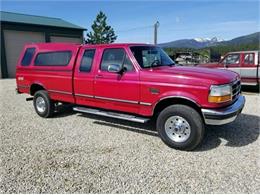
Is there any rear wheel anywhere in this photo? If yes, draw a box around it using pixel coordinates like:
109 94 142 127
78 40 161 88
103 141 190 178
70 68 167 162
156 104 204 151
33 90 54 118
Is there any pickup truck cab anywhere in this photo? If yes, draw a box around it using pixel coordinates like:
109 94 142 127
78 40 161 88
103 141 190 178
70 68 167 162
198 50 260 86
16 43 245 150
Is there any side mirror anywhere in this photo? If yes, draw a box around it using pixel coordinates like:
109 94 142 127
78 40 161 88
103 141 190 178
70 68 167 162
108 64 121 73
221 60 227 67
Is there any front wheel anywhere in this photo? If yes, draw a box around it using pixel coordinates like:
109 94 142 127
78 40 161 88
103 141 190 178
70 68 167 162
157 104 204 151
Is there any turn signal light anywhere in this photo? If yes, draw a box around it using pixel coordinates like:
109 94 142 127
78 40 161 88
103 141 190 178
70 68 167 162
208 95 232 103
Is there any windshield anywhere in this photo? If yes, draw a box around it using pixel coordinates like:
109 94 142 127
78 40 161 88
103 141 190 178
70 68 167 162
130 46 175 68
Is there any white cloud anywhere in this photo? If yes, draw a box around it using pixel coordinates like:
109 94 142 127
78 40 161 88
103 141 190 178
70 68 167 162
175 16 180 23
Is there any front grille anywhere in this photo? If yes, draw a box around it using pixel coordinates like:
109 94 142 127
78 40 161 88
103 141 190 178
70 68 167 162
232 79 241 100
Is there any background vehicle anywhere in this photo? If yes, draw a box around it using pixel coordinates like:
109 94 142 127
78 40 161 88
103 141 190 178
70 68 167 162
16 43 245 150
175 52 209 65
198 51 260 86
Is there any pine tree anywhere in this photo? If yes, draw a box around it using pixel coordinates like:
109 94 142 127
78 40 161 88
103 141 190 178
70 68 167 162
86 11 117 44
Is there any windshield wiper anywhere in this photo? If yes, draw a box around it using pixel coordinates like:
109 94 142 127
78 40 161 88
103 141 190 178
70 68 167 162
149 63 175 68
147 63 175 68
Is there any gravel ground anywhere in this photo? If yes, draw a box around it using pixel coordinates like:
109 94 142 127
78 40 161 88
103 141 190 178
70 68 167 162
0 79 259 193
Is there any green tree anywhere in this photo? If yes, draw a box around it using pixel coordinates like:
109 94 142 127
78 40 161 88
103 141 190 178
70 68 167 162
86 11 117 44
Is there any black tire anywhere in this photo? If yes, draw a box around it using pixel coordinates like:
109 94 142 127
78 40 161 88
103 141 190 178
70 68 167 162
156 104 204 151
33 90 54 118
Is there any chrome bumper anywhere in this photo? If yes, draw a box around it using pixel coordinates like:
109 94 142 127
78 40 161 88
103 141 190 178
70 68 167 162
201 96 245 125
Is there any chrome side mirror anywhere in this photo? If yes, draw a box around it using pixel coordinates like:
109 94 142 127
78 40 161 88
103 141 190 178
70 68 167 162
108 64 121 73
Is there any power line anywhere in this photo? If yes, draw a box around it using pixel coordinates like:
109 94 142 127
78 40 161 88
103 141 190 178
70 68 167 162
116 25 153 33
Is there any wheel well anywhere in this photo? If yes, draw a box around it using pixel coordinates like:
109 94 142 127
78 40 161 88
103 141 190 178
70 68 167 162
153 97 202 117
30 84 45 96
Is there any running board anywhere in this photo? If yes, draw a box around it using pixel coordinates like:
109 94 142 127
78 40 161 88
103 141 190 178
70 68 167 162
73 107 150 123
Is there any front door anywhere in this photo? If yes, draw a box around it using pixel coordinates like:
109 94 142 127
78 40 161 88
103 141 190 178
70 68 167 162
222 53 241 75
94 48 140 114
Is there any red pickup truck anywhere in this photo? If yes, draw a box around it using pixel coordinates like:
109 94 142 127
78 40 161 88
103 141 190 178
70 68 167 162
198 50 260 86
16 43 245 150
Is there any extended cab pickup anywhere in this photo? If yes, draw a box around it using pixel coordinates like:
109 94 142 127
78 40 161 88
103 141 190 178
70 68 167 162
16 43 245 150
198 50 260 86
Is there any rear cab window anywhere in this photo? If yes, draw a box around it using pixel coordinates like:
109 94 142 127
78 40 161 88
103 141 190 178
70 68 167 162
243 53 254 65
80 49 96 72
21 48 36 66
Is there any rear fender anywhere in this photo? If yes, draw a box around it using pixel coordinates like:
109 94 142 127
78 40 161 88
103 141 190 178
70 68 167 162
30 81 46 95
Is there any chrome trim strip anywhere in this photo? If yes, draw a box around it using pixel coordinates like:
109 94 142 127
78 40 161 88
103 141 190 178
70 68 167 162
48 89 72 95
140 102 152 106
95 96 139 104
75 93 94 98
75 94 152 106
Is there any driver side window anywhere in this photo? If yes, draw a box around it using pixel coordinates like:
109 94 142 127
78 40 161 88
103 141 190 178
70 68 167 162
123 55 134 71
223 54 240 65
100 48 134 72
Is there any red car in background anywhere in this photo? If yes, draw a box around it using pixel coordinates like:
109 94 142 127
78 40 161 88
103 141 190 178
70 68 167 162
198 50 260 86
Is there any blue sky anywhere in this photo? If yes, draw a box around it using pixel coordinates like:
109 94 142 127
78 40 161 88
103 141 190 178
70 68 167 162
1 0 260 43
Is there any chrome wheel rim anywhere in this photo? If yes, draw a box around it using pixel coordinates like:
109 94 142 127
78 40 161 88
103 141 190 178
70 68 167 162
36 96 46 113
164 116 191 143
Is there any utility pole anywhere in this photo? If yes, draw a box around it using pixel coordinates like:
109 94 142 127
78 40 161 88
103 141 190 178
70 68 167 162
154 21 160 45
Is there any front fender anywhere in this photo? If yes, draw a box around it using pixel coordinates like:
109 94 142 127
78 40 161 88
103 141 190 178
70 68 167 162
139 89 206 117
154 90 204 107
150 91 204 116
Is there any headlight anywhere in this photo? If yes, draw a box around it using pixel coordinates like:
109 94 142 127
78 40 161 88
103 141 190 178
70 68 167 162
208 84 232 103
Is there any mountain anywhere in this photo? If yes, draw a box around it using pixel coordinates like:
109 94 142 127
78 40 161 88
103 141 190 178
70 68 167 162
159 37 224 49
219 32 259 46
159 32 259 49
194 37 224 43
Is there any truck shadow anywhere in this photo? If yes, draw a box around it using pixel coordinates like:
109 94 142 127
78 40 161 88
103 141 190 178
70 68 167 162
78 113 158 137
196 113 260 151
52 104 75 118
76 113 259 151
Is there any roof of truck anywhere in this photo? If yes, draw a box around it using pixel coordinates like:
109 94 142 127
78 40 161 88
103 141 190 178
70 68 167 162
25 42 154 48
228 50 259 54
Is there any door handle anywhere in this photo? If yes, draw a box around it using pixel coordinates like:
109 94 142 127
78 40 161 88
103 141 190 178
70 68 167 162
95 75 103 79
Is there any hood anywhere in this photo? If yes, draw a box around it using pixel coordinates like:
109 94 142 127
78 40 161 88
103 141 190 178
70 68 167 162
141 66 238 86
